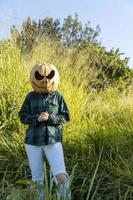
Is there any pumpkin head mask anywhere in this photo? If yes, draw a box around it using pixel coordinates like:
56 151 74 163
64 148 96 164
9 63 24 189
30 63 60 93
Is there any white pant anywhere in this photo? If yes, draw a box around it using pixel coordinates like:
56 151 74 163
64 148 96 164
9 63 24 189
25 142 67 182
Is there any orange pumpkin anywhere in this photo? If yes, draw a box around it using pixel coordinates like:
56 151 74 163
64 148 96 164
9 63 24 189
30 63 60 93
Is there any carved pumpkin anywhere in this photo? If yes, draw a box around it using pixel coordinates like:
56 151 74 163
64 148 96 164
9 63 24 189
30 63 60 93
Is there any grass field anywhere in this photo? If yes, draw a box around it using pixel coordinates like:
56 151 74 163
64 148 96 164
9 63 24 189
0 39 133 200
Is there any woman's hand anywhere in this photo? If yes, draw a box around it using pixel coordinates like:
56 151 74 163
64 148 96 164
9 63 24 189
38 112 49 122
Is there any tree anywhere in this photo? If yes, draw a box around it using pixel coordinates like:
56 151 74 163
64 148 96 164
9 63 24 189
61 13 100 47
11 14 100 51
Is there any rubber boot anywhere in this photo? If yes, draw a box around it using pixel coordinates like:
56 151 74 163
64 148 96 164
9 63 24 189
54 176 71 200
30 180 45 200
37 181 45 200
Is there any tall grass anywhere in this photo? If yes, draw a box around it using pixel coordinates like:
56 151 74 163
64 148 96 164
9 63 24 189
0 38 133 199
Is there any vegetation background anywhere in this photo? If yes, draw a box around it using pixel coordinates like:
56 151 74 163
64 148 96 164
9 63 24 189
0 15 133 199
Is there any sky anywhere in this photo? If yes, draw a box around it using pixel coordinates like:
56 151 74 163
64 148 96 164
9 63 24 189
0 0 133 68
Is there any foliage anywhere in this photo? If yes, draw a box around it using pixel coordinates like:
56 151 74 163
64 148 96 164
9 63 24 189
11 14 100 52
10 15 133 90
72 43 133 90
0 36 133 199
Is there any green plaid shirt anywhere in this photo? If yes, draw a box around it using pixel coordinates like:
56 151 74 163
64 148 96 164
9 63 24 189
18 91 70 146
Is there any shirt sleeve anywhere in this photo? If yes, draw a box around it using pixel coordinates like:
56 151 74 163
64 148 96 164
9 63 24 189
18 93 40 126
48 94 70 125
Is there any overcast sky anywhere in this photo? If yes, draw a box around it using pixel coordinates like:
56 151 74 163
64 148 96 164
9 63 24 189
0 0 133 68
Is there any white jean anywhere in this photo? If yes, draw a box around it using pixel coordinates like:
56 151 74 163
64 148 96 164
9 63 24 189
25 142 67 182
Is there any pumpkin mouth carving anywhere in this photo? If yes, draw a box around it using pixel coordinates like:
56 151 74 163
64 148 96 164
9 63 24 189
32 81 54 89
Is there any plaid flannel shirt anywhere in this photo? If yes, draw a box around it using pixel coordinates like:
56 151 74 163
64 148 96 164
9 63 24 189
18 91 70 145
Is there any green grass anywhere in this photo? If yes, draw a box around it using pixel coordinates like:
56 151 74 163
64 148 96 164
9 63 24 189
0 38 133 199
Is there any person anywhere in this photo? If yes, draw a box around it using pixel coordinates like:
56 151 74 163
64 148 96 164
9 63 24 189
18 63 71 200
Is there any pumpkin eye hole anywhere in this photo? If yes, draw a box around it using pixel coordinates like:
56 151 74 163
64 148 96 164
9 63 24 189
46 70 55 79
35 71 44 80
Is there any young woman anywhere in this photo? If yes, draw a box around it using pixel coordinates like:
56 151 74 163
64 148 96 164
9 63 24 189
19 63 71 199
